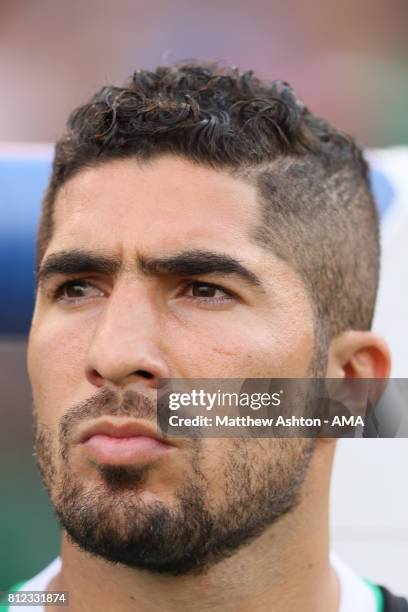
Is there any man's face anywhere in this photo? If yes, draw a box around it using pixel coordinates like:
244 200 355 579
27 156 317 575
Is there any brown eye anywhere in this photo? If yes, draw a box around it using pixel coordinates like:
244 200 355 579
183 281 234 305
64 282 87 298
191 283 218 298
53 280 104 302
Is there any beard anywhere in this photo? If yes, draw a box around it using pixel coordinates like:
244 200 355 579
33 387 316 576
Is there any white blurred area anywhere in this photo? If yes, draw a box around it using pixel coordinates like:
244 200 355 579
331 148 408 596
370 148 408 379
331 439 408 596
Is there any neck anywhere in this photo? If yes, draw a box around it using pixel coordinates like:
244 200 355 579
48 443 339 612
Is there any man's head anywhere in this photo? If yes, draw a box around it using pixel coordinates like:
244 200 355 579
27 62 389 576
37 62 380 349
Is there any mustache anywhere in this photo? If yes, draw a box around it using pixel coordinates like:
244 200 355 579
59 387 157 447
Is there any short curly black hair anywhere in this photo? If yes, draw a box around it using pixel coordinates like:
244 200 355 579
37 61 379 350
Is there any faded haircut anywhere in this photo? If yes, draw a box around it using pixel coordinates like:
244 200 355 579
36 61 379 350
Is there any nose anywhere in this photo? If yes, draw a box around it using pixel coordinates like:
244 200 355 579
85 282 170 391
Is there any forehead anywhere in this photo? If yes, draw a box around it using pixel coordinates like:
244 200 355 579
50 156 263 258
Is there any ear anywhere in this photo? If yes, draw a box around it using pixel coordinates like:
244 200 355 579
326 330 391 379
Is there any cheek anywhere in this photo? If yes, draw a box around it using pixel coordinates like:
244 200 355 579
162 313 254 377
251 320 314 376
194 438 279 504
232 290 315 377
28 315 91 413
163 306 314 378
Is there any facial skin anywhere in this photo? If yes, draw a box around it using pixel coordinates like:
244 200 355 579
27 156 390 610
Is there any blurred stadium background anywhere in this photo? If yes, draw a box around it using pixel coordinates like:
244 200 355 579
0 0 407 596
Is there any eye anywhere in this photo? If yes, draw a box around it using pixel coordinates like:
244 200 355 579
52 279 104 303
182 281 234 305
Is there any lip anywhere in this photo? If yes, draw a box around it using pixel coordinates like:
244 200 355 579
78 419 174 445
77 419 178 466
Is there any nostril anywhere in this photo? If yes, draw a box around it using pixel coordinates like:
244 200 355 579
85 364 161 389
136 370 154 380
87 368 106 388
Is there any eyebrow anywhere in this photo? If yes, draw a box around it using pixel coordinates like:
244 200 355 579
37 250 121 287
37 248 265 291
140 250 264 289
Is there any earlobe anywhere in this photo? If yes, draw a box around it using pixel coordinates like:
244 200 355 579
326 330 391 379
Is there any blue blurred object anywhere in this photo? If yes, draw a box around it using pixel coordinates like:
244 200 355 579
0 152 51 335
0 148 397 336
369 166 395 218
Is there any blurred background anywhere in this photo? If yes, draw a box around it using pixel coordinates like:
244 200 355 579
0 0 407 598
1 0 408 145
